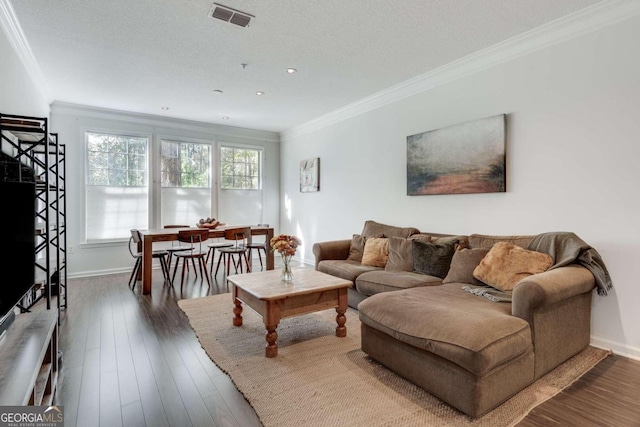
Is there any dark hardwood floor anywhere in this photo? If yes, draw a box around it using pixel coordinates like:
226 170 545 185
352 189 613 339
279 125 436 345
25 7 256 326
54 259 640 427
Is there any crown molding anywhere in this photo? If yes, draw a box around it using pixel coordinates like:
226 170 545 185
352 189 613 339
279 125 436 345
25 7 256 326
50 101 280 142
281 0 640 141
0 0 50 101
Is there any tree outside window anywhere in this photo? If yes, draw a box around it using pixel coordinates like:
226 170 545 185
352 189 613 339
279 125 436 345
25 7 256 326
86 132 147 186
220 146 261 189
161 140 210 188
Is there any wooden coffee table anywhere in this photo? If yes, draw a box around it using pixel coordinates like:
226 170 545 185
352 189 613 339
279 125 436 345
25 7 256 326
228 268 352 357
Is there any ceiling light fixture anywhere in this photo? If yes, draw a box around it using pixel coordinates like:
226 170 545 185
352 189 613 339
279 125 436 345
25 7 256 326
256 91 264 96
161 106 169 110
286 68 297 74
222 116 229 120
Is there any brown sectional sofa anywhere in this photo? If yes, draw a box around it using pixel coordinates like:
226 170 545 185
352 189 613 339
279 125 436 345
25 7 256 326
312 220 597 418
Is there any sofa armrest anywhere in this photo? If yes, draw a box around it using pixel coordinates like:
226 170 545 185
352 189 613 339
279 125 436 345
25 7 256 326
312 239 351 269
512 265 595 323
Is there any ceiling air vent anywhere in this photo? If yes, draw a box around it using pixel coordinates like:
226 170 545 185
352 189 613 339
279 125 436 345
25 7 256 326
209 3 254 27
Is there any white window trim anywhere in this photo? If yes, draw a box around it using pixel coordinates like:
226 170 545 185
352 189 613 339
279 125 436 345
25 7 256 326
219 142 264 191
82 126 152 244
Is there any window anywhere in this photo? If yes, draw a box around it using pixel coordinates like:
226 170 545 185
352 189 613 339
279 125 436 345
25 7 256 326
160 140 211 226
85 132 149 242
161 140 210 187
220 146 261 190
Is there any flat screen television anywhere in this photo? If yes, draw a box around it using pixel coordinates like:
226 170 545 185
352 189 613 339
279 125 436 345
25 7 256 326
0 181 36 328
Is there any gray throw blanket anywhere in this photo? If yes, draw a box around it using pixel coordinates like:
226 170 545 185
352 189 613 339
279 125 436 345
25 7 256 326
526 231 613 296
462 231 612 302
461 285 513 302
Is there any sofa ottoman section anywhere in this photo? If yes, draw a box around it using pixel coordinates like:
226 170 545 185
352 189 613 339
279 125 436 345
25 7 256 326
359 285 535 417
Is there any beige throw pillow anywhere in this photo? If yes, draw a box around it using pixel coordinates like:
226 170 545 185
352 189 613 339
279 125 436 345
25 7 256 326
473 241 553 292
361 237 389 268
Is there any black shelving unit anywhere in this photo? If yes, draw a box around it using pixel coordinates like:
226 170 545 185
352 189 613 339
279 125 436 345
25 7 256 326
0 113 67 314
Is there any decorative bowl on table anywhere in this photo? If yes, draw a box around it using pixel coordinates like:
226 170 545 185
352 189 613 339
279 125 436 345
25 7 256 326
196 218 220 229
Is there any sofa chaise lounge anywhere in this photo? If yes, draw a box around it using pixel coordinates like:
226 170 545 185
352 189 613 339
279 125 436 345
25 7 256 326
313 220 609 417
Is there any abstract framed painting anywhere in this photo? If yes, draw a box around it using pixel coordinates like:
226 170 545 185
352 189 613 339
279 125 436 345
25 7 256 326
407 114 506 196
300 157 320 192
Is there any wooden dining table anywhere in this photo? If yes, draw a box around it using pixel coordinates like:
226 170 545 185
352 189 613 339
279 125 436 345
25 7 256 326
137 225 275 295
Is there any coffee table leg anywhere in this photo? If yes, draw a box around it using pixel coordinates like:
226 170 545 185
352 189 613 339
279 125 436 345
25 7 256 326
233 298 243 326
336 288 347 337
265 324 278 358
336 308 347 337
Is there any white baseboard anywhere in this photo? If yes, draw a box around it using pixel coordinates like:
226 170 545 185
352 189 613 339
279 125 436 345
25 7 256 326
591 335 640 361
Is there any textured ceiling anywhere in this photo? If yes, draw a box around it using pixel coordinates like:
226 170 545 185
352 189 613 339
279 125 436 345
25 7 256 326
10 0 600 132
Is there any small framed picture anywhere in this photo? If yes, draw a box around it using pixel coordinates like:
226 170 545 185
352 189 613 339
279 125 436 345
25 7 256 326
300 157 320 192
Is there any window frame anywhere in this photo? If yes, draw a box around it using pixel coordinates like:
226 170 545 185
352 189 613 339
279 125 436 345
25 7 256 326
82 127 152 245
219 144 263 191
160 138 212 189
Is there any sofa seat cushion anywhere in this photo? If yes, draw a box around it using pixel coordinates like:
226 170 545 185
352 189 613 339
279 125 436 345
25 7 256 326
358 285 532 376
317 260 381 283
355 271 442 296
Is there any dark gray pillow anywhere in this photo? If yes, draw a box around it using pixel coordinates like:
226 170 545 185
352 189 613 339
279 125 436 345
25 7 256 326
412 240 456 278
442 247 490 285
347 234 365 262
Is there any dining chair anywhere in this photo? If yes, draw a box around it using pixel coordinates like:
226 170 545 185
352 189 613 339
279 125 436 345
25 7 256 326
215 226 252 277
128 229 171 289
246 223 269 271
171 228 211 290
205 236 233 277
163 224 193 275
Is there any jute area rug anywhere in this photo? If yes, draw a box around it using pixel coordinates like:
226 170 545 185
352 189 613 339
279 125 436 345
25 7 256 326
178 293 610 427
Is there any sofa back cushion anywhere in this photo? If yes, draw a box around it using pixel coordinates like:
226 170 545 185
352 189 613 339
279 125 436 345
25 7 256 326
442 247 490 285
361 220 420 238
432 234 470 249
469 234 534 249
362 237 389 268
473 241 553 291
412 240 456 278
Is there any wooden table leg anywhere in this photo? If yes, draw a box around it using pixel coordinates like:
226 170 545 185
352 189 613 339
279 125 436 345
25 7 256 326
265 301 280 357
265 324 278 358
233 298 243 326
266 228 275 270
142 234 153 295
336 288 348 337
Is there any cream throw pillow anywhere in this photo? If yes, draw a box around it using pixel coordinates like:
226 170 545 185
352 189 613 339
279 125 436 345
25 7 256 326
361 237 389 268
473 241 553 291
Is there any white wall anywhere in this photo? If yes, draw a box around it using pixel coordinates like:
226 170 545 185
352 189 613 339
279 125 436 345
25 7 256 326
280 16 640 359
0 27 48 118
50 103 280 277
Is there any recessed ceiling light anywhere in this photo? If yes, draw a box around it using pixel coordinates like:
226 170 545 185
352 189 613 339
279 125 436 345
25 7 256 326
213 89 223 94
286 68 297 74
222 116 229 120
161 106 169 110
256 91 264 96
